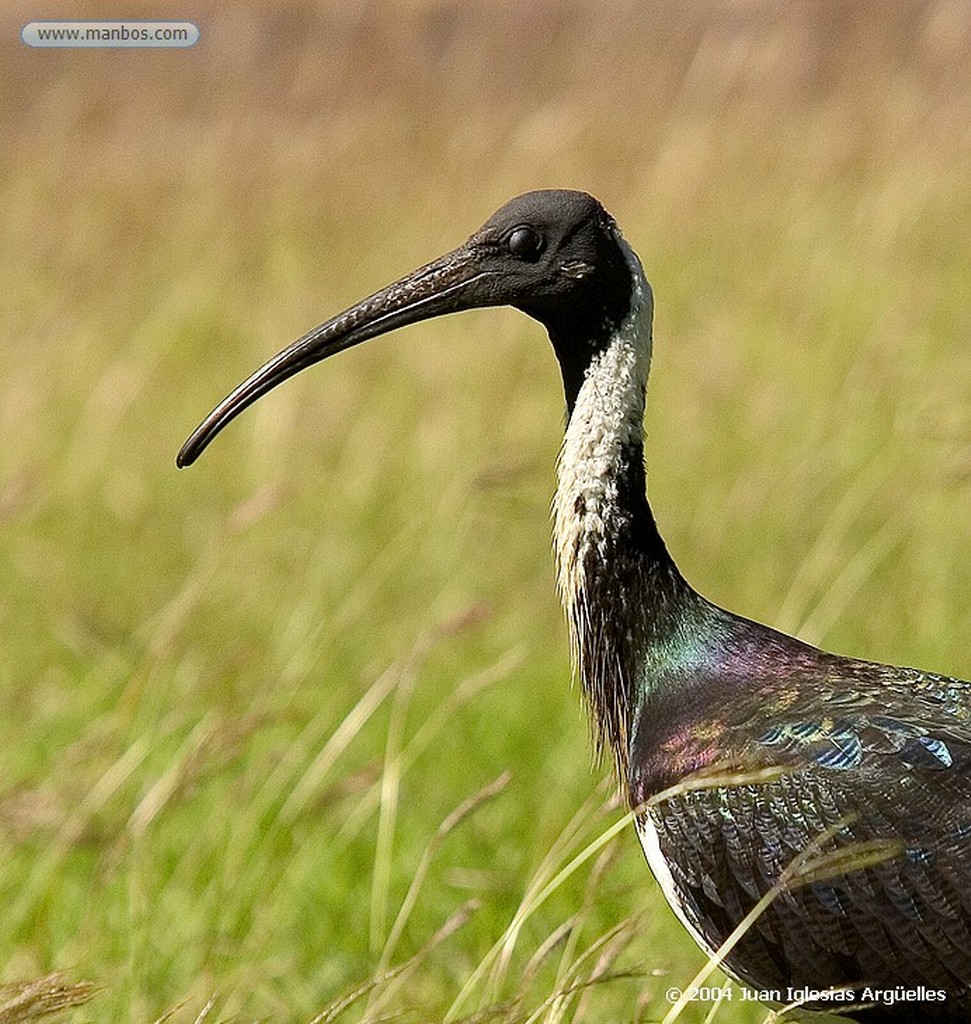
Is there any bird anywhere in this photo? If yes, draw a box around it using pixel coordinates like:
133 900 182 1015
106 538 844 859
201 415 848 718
178 190 971 1022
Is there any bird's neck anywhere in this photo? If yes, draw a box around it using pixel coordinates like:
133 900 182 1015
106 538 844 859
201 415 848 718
552 258 694 774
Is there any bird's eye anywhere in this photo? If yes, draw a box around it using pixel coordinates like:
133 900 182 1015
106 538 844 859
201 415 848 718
506 225 544 259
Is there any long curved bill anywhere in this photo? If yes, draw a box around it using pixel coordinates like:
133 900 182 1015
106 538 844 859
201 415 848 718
177 244 496 467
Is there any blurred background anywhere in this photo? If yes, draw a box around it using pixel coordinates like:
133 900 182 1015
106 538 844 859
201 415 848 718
2 2 970 1021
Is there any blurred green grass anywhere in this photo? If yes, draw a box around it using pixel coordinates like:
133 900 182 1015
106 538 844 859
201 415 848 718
1 1 970 1021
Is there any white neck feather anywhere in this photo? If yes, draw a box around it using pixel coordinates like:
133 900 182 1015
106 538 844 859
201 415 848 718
552 241 654 616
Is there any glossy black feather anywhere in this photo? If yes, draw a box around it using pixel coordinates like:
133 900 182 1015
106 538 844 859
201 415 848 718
629 610 971 1021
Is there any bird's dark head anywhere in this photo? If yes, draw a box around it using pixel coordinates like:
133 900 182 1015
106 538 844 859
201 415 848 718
178 189 642 467
470 190 635 339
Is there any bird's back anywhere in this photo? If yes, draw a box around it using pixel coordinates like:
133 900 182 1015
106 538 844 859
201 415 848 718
629 609 971 1021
